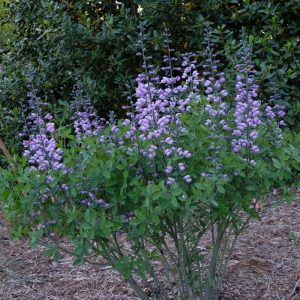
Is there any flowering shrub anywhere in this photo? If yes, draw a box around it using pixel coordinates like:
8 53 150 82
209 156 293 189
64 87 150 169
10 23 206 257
1 34 299 299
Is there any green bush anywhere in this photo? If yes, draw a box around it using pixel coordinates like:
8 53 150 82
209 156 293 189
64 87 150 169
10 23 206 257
1 0 139 109
1 41 299 298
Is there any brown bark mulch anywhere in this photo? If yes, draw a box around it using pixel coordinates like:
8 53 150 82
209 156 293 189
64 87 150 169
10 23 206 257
0 192 299 300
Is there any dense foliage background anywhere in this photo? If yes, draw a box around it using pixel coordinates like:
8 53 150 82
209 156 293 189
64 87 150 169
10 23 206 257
0 0 300 156
0 0 13 50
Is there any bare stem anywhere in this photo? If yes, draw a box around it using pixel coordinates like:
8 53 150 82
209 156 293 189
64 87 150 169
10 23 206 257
0 137 16 170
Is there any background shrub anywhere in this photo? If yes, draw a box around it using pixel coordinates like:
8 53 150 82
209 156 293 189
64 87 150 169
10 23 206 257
0 0 14 51
0 0 299 158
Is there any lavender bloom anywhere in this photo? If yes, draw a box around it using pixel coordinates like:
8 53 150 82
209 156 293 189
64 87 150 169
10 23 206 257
164 149 173 157
183 151 191 158
96 199 110 208
165 166 173 174
78 187 111 209
178 163 185 171
265 83 286 127
250 130 259 140
23 112 67 173
167 177 175 185
61 184 69 191
71 81 104 140
46 175 54 184
117 34 196 185
232 38 261 154
265 105 276 119
183 175 192 183
46 122 55 133
202 26 229 132
73 110 103 139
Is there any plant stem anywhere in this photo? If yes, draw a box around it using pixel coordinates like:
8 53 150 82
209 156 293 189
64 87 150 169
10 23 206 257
160 248 178 300
204 219 228 300
177 220 195 299
128 276 150 300
140 248 170 299
0 137 16 170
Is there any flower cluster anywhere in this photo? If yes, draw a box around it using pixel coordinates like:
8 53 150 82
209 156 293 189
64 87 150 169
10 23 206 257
131 49 198 184
71 81 104 140
23 112 66 172
81 190 110 208
202 27 229 132
73 110 103 139
231 41 261 155
265 85 286 126
102 31 199 186
199 26 230 178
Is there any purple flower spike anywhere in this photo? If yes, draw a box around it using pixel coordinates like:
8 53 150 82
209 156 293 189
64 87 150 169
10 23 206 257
232 38 261 155
22 112 67 173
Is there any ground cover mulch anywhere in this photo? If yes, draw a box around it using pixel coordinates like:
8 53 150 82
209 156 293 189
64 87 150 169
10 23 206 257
0 192 299 300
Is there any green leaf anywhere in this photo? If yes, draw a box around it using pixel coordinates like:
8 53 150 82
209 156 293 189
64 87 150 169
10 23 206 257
151 214 160 225
70 187 77 197
272 158 281 169
30 229 44 248
171 195 178 208
103 169 111 179
216 184 225 194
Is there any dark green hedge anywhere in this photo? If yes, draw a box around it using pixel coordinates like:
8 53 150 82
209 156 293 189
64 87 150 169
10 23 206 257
0 0 299 155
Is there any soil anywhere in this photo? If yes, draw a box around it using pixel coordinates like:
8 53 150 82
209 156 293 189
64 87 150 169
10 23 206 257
0 192 299 300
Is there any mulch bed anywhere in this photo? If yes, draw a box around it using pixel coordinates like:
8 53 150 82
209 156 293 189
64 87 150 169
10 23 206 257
0 192 299 300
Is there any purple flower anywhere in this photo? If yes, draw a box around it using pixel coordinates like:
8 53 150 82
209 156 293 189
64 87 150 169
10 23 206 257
71 82 104 140
250 130 259 140
164 149 173 157
96 199 105 205
46 123 55 133
44 113 53 120
233 129 242 136
61 184 69 191
165 166 173 174
265 85 286 136
167 177 175 185
165 137 174 145
183 175 192 183
46 175 54 184
183 150 192 158
178 163 185 171
279 120 286 126
251 145 260 153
